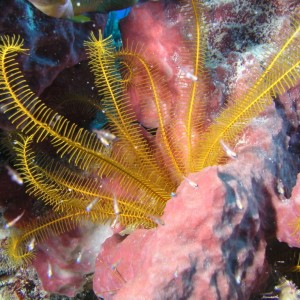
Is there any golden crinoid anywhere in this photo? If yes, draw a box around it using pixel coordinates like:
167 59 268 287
0 0 299 272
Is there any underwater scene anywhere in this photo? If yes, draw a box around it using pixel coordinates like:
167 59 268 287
0 0 300 299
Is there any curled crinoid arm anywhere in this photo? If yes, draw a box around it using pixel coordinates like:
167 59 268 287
85 31 177 189
13 134 164 227
116 45 185 183
5 212 91 267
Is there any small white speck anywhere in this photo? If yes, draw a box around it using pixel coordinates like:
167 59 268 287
27 237 36 251
47 262 53 278
183 176 198 189
76 252 82 264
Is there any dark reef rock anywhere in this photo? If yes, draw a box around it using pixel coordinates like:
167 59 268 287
0 0 107 95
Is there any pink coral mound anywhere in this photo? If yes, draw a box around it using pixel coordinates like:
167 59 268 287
94 166 267 299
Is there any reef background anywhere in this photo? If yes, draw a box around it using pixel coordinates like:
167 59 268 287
0 0 300 299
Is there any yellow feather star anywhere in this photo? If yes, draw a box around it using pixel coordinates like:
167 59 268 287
0 1 299 268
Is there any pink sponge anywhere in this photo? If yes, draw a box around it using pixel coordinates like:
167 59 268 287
93 100 300 298
94 165 268 299
275 174 300 248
